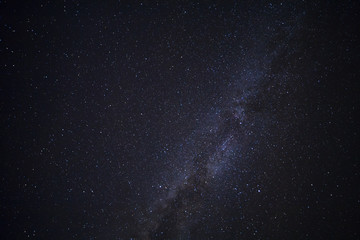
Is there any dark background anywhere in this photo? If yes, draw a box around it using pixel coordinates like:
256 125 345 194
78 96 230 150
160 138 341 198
1 1 359 239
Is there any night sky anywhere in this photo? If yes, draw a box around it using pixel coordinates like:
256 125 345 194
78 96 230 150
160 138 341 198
1 1 359 239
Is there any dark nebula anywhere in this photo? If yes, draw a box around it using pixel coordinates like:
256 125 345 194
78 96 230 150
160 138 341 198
1 1 359 239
